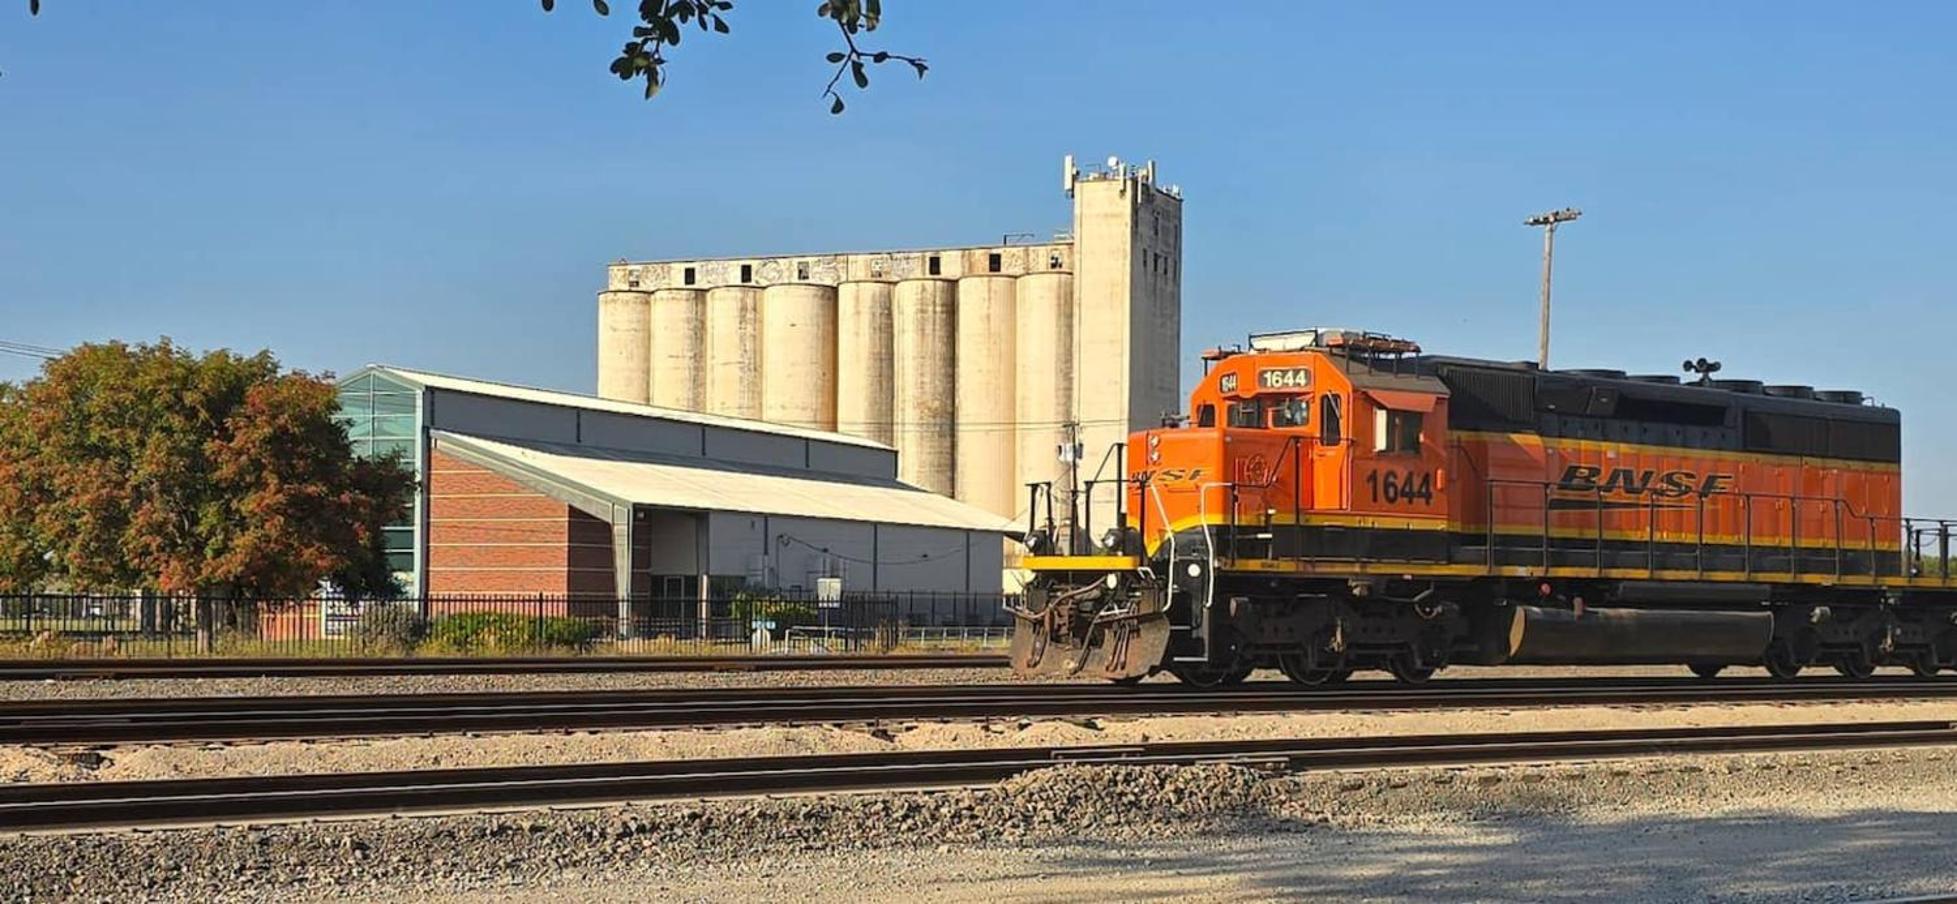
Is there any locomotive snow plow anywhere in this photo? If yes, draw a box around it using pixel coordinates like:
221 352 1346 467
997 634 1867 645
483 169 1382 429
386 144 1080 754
1012 328 1957 686
1007 559 1170 682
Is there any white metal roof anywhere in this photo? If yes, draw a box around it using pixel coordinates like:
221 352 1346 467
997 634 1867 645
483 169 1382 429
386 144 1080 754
434 431 1014 534
353 365 890 451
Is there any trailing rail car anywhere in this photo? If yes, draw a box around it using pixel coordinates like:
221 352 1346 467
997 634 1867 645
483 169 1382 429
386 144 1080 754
1010 328 1957 686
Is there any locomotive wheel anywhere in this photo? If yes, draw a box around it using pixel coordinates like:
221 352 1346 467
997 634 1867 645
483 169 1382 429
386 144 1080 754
1385 655 1435 685
1169 663 1241 689
1688 663 1725 679
1277 652 1344 686
1908 651 1942 679
1834 648 1877 680
1763 640 1803 680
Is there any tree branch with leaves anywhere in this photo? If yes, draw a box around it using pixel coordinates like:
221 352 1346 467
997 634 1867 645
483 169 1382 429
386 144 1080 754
545 0 925 112
17 1 927 112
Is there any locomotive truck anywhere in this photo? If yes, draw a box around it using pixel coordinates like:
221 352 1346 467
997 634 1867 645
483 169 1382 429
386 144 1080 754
1010 328 1957 686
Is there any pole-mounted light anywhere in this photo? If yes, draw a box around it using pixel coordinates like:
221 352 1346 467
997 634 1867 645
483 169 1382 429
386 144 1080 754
1525 207 1581 369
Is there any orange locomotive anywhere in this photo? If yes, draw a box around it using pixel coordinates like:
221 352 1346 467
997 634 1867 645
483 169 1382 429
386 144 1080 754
1011 328 1956 686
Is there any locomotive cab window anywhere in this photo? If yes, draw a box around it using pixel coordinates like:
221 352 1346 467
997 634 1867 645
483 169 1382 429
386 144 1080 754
1227 399 1265 429
1196 403 1217 428
1376 409 1423 454
1270 396 1308 428
1322 394 1343 445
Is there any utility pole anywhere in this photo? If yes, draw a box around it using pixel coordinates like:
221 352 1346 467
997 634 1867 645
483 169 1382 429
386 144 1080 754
1524 207 1582 369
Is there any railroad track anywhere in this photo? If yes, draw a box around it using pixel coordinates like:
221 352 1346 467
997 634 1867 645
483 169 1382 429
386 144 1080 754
3 719 1952 832
0 653 1007 681
6 676 1957 745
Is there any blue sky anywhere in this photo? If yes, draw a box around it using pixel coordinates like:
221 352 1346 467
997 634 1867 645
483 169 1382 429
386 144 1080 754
2 2 1954 506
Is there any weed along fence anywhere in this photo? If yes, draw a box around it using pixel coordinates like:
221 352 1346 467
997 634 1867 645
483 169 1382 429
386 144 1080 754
0 593 1016 659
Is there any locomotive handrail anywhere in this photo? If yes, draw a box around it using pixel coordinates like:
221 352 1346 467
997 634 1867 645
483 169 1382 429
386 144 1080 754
1476 477 1918 582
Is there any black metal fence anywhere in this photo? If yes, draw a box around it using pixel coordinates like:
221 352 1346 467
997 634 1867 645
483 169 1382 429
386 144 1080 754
0 592 1017 659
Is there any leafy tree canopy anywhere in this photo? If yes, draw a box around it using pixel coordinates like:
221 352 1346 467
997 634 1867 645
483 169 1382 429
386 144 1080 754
0 340 415 599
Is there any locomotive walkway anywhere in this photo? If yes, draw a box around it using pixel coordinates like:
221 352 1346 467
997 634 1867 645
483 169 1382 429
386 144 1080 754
2 719 1951 831
5 676 1957 746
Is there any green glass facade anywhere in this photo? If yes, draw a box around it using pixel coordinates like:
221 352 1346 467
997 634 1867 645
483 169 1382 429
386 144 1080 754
335 371 423 594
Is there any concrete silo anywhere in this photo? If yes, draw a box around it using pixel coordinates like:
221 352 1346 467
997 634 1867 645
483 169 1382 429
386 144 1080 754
836 279 895 445
596 290 652 404
1014 270 1075 525
704 285 764 419
598 155 1185 562
650 288 706 411
953 274 1018 519
759 283 839 430
892 278 957 495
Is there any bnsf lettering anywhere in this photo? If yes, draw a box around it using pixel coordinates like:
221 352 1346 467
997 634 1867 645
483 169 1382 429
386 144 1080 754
1137 468 1208 484
1557 464 1733 497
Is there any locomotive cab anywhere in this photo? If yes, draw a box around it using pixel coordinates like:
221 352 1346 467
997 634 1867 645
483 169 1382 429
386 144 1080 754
1128 331 1452 565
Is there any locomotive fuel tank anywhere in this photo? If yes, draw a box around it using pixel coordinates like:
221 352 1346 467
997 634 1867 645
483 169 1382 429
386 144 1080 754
1497 605 1774 666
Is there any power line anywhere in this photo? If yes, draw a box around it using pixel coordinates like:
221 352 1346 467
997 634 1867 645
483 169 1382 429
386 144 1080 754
0 339 64 361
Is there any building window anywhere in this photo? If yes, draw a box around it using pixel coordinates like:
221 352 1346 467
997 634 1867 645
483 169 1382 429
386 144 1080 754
870 259 886 278
334 372 422 594
987 252 1002 273
927 255 941 276
796 261 810 280
1376 409 1422 454
1048 252 1063 270
739 264 754 283
682 266 696 286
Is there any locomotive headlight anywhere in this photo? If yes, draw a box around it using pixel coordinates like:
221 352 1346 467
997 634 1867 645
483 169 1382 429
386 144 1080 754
1103 573 1121 590
1186 562 1203 578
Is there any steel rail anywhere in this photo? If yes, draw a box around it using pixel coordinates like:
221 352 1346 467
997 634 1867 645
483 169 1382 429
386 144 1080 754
0 654 1008 681
2 719 1952 832
5 676 1957 745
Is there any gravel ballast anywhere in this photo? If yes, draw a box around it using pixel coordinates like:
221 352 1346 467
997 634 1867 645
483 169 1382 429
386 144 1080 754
5 747 1957 901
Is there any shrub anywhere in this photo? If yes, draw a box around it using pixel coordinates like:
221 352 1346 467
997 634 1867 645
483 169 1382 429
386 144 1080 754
425 611 598 654
352 603 428 654
730 593 818 626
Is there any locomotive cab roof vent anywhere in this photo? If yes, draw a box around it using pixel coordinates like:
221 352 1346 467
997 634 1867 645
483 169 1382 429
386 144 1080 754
1630 374 1682 384
1567 368 1628 379
1764 384 1815 400
1709 378 1765 394
1815 389 1866 405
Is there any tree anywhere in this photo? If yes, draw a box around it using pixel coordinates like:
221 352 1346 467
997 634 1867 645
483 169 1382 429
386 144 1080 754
17 1 926 114
0 340 415 644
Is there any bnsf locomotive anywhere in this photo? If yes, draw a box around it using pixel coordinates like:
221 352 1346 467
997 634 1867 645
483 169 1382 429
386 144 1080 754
1010 328 1957 686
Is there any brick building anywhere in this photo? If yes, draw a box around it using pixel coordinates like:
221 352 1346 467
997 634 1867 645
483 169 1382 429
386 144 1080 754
334 366 1013 610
